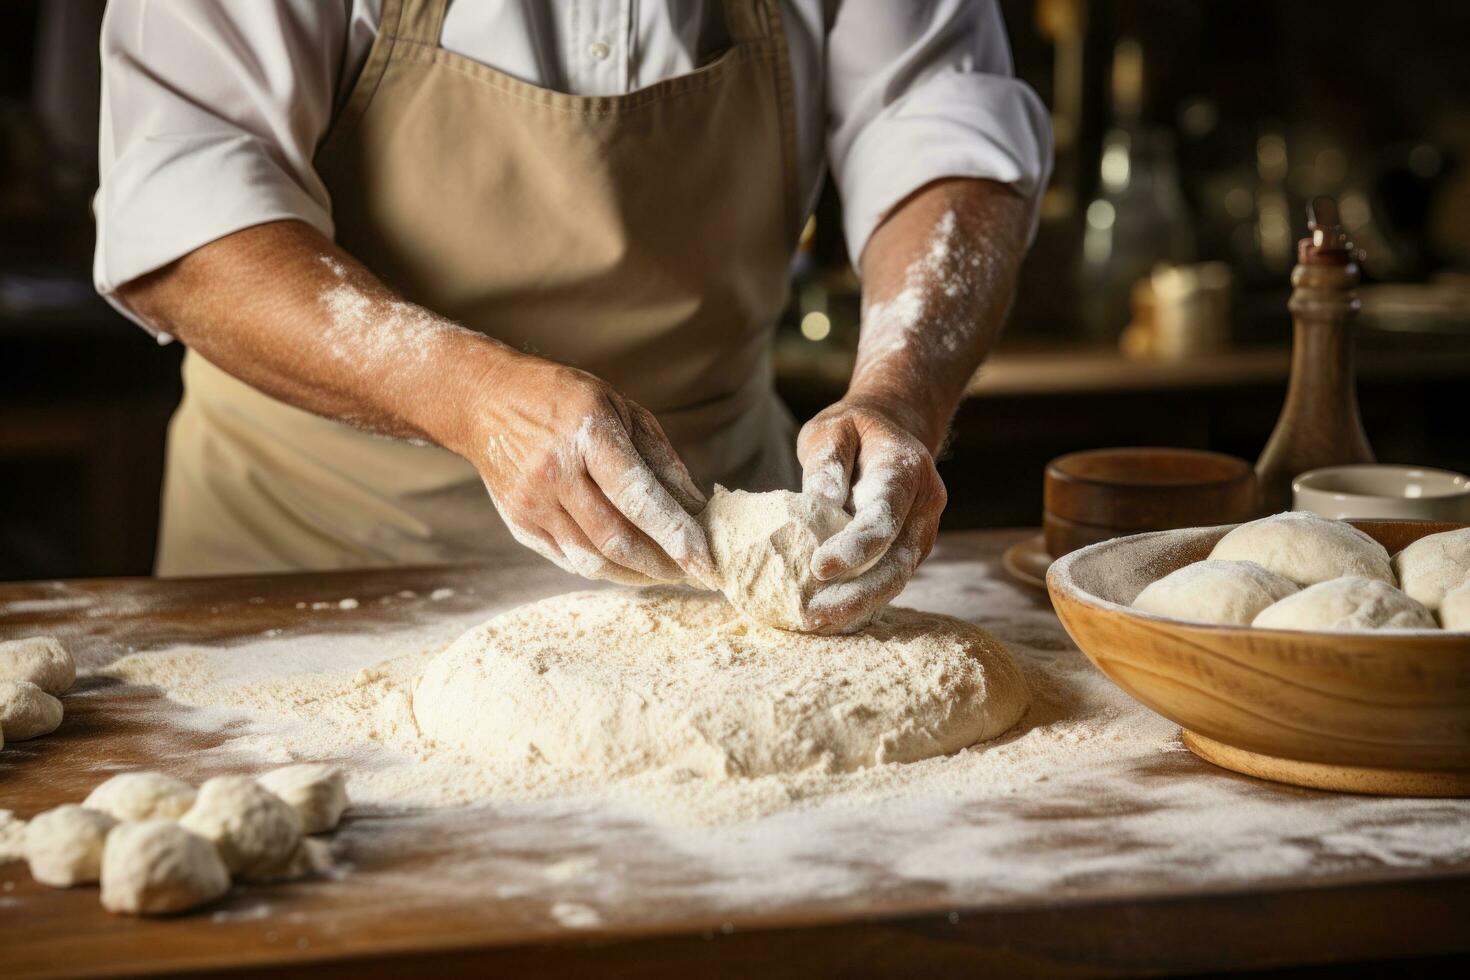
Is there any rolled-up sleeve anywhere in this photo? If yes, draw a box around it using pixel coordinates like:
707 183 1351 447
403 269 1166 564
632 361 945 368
826 0 1053 263
94 0 349 331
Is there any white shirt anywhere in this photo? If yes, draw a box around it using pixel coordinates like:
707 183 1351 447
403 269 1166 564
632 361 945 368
94 1 1051 326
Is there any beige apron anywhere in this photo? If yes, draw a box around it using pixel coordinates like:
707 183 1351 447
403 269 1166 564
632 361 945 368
157 0 802 576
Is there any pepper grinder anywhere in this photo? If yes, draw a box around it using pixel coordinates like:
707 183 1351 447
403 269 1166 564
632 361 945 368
1254 197 1375 514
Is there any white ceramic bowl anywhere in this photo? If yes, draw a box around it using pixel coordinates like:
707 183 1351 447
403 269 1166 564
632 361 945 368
1293 464 1470 521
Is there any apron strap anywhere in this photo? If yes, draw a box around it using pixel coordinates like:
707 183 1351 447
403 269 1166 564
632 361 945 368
391 0 449 46
723 0 778 43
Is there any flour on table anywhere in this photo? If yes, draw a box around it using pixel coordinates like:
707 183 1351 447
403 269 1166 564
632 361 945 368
412 588 1028 780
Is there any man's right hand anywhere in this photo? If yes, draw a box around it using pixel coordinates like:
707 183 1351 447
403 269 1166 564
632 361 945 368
466 353 716 586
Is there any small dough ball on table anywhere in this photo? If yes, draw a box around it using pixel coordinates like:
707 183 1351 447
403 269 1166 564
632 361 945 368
1253 577 1437 631
257 764 349 834
25 805 117 887
0 636 75 695
179 776 301 877
1392 528 1470 612
85 772 197 822
1209 512 1394 587
0 680 63 740
100 821 230 915
1441 580 1470 631
699 487 862 632
1133 560 1300 626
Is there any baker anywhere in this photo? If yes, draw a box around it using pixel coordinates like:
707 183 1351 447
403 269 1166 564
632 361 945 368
94 1 1050 632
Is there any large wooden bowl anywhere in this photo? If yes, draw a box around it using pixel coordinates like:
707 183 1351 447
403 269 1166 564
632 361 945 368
1047 520 1470 795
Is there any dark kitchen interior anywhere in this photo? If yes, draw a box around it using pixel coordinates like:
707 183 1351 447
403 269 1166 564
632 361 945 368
2 0 1468 581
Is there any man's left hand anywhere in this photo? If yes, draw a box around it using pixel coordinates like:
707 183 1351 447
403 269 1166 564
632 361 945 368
796 396 946 633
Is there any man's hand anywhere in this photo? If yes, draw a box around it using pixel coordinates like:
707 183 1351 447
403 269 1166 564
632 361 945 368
796 396 946 633
471 353 715 586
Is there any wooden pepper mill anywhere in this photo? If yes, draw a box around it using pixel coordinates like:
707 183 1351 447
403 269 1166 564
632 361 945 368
1254 196 1375 514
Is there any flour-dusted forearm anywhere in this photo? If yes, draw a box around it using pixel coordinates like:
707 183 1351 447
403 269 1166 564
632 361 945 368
120 221 712 586
796 178 1030 632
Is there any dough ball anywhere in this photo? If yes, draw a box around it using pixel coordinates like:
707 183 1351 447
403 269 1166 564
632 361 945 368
1133 560 1300 626
100 821 230 915
414 589 1029 779
84 772 197 822
0 636 75 695
179 776 301 877
25 805 117 887
0 680 63 740
1253 577 1437 631
699 486 862 632
257 764 349 835
1441 580 1470 631
1392 528 1470 612
1209 512 1393 587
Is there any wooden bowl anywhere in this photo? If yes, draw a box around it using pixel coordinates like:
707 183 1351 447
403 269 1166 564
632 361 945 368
1046 519 1470 796
1043 448 1257 558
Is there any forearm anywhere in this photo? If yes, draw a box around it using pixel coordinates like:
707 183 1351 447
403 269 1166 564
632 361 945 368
118 220 507 458
849 178 1030 452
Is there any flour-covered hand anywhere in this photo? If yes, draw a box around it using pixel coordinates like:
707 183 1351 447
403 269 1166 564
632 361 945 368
472 354 714 586
796 398 946 633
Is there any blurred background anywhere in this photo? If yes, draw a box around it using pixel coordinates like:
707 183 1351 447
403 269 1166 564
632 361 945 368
2 0 1469 581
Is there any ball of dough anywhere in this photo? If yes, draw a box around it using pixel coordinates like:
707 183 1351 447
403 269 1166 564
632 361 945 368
0 636 75 695
414 588 1029 779
84 772 197 822
100 821 230 915
1133 560 1300 626
25 805 117 887
1441 580 1470 631
0 680 63 740
179 776 301 877
1253 577 1437 631
257 764 349 835
1209 512 1393 587
699 487 865 632
1392 528 1470 612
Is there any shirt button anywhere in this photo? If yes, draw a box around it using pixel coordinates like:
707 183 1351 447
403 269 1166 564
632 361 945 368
588 40 611 61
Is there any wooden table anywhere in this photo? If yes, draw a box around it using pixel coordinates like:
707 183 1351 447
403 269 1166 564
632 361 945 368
3 530 1469 978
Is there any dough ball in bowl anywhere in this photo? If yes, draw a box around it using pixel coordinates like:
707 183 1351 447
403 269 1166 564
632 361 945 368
1132 560 1299 626
1209 512 1393 587
1253 577 1437 632
1441 580 1470 631
1392 528 1470 611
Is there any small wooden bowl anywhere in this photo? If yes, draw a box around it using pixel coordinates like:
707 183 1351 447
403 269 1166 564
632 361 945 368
1044 448 1257 558
1047 520 1470 796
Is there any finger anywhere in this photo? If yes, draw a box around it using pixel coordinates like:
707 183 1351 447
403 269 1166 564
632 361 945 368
563 473 684 582
583 424 717 587
628 405 706 513
798 417 858 508
803 505 938 634
541 506 663 586
811 453 921 581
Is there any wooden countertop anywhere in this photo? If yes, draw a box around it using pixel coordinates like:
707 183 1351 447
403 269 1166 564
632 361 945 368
3 530 1470 978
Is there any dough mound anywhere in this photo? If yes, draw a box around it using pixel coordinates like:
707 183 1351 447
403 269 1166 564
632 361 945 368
1392 528 1470 612
0 636 74 695
179 776 301 878
1209 512 1393 587
85 773 197 822
413 588 1029 779
257 764 349 835
0 679 63 740
1442 581 1470 631
101 821 230 915
1133 560 1300 626
1253 576 1436 631
25 805 118 887
699 487 862 632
